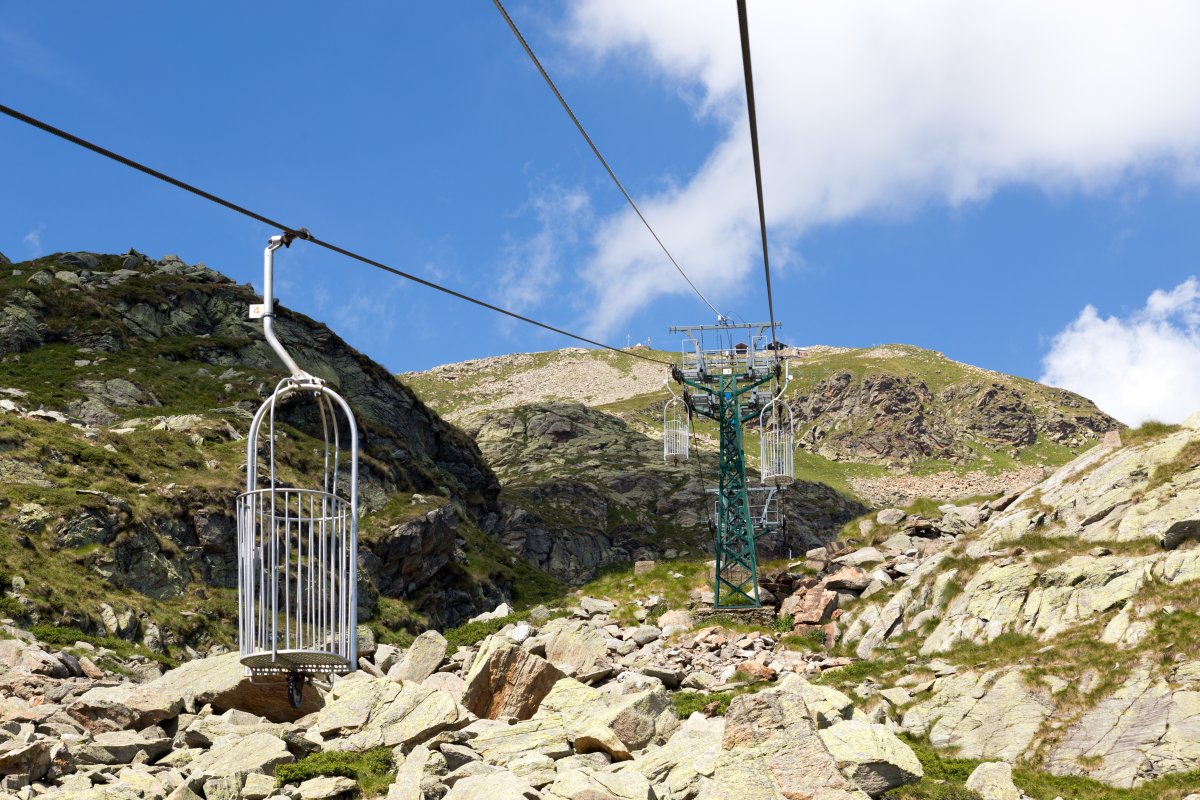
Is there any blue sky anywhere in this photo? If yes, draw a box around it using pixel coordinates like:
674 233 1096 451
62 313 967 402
4 2 1200 424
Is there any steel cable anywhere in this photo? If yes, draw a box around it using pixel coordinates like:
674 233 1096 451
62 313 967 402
0 102 671 366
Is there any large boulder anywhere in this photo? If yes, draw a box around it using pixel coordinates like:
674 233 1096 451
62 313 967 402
543 765 654 800
779 674 856 729
818 719 923 796
965 762 1021 800
190 731 293 779
386 745 440 800
465 716 572 766
635 712 725 798
0 740 51 783
533 677 673 761
71 730 172 766
389 631 448 684
76 653 321 727
443 771 539 800
704 686 869 799
70 683 185 732
462 642 564 720
318 672 470 751
542 619 613 681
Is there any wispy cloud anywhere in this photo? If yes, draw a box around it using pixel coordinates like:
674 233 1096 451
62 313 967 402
23 224 45 258
329 281 406 354
0 27 82 89
1041 278 1200 425
562 0 1200 337
495 183 592 314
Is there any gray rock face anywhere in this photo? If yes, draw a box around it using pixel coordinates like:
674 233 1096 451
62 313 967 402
462 642 564 721
318 673 470 751
902 669 1053 762
707 685 872 799
818 719 923 795
462 401 865 584
965 762 1021 800
390 630 449 684
1045 667 1200 788
0 250 513 630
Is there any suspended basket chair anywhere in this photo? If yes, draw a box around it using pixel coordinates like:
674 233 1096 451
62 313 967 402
663 385 690 464
759 381 794 487
238 235 359 708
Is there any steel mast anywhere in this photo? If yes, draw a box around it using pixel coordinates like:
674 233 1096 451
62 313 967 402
668 318 783 607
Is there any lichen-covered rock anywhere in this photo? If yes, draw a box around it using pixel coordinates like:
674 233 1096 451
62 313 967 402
636 713 725 798
704 686 869 799
533 677 673 761
443 771 540 800
390 630 449 684
74 653 318 728
818 719 923 795
902 669 1052 761
965 762 1021 800
465 716 572 766
1045 667 1200 788
543 765 654 800
189 731 292 779
542 619 614 681
318 673 470 751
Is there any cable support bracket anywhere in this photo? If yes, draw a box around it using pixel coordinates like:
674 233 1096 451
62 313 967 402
280 227 312 248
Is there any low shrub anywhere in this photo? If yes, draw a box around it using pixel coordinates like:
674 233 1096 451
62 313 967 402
275 747 394 796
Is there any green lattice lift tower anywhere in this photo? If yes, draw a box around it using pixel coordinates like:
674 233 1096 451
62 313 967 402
666 319 791 608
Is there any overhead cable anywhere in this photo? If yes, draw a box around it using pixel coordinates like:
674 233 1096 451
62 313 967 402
0 102 671 366
735 0 780 351
491 0 724 320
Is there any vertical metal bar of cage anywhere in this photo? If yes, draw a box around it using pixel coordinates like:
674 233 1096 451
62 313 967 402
305 492 312 651
320 492 327 656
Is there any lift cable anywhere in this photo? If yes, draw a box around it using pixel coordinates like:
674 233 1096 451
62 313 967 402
491 0 724 321
0 102 672 367
735 0 780 352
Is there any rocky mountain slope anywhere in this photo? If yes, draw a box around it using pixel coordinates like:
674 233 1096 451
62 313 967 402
822 416 1200 791
463 402 863 583
401 344 1119 584
0 250 560 657
0 403 1196 798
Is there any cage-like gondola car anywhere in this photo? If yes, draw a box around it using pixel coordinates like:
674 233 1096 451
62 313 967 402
237 235 359 708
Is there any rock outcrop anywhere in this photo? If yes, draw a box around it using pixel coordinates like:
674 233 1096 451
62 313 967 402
0 250 547 645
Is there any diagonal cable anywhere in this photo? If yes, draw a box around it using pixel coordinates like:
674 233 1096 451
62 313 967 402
0 102 672 366
492 0 724 319
736 0 780 351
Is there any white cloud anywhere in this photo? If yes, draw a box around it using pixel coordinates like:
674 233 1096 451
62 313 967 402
560 0 1200 336
495 184 592 313
1041 278 1200 426
23 224 45 258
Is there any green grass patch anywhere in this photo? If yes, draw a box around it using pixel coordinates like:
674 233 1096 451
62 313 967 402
1147 439 1200 492
670 681 772 718
27 623 177 667
442 606 571 650
1124 420 1179 445
1010 767 1200 800
275 747 394 796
